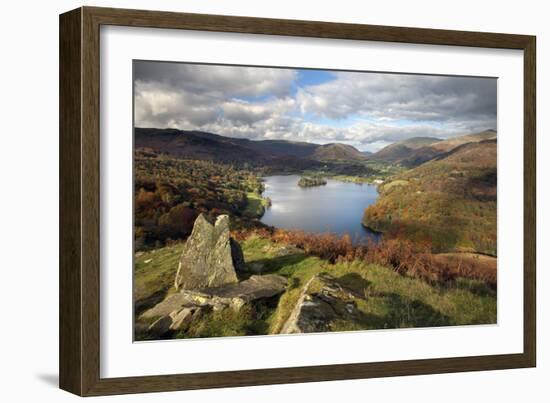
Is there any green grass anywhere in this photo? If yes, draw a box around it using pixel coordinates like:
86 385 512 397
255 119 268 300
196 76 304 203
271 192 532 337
243 191 269 218
134 243 184 315
301 160 404 185
135 235 496 339
176 304 270 339
237 237 496 334
330 175 372 184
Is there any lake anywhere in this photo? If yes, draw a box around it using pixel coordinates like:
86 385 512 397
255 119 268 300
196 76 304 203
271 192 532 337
260 175 381 244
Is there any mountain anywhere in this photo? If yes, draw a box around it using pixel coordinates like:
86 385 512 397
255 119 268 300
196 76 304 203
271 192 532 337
311 143 367 161
368 137 442 163
429 130 497 153
368 130 497 167
134 128 260 163
134 128 366 165
235 138 318 158
399 130 497 167
363 139 497 254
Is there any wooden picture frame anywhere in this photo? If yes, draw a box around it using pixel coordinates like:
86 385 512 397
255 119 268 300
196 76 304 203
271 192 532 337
59 6 536 396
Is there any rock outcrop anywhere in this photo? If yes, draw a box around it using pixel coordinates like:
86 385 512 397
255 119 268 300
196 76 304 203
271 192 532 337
281 273 368 334
178 274 287 311
145 306 203 338
141 274 287 321
174 214 244 290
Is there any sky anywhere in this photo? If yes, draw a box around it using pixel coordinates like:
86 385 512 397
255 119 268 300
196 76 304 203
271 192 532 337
134 61 497 152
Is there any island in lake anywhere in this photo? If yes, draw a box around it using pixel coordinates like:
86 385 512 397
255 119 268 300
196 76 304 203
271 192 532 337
133 61 497 341
297 175 327 188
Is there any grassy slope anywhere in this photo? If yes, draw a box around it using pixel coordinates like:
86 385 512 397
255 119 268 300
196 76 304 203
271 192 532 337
243 191 269 218
135 236 496 338
368 137 442 163
363 140 497 254
134 245 182 316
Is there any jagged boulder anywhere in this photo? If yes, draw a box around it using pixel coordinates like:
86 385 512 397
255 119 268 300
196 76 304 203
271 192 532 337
177 274 287 311
280 273 368 334
139 274 287 337
141 274 287 320
174 214 243 290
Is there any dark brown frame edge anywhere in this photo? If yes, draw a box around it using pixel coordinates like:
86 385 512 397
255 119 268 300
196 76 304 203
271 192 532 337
59 6 536 396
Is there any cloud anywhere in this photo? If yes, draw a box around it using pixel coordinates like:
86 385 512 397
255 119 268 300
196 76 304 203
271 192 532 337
297 72 496 124
134 61 497 151
221 98 295 125
135 61 296 98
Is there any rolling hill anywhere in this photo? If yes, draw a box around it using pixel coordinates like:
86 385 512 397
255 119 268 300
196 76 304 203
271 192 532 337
429 130 497 153
363 139 497 254
311 143 367 161
367 137 442 163
398 130 497 167
134 128 260 163
368 130 497 167
134 128 366 165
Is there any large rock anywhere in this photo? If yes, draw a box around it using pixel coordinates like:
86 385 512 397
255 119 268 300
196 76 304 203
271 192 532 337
280 273 367 334
141 274 288 319
139 274 287 338
169 307 198 331
143 307 202 339
174 214 244 290
179 274 288 311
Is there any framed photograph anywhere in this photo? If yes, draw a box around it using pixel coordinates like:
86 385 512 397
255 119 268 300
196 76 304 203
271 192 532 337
59 6 536 396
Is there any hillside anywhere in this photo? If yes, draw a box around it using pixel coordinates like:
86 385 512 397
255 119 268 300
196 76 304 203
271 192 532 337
368 130 497 167
430 130 497 153
363 139 497 254
368 137 442 163
239 138 318 158
135 235 496 340
311 143 367 161
399 130 497 167
135 127 365 167
134 151 270 250
135 128 261 163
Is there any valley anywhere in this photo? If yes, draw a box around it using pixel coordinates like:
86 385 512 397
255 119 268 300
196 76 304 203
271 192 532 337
134 127 498 340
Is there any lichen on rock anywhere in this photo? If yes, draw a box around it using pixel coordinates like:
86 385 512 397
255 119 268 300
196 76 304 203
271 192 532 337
174 214 243 290
280 273 368 334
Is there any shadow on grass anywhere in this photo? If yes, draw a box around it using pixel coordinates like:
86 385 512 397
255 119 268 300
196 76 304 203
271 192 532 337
450 279 497 298
337 272 371 296
376 292 451 329
244 253 309 277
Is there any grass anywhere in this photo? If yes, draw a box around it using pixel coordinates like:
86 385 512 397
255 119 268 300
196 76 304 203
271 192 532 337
302 160 404 185
135 235 497 339
134 243 183 315
243 191 269 218
176 304 271 339
330 175 373 184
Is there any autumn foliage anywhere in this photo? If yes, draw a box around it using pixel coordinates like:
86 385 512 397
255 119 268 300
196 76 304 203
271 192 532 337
235 228 496 288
